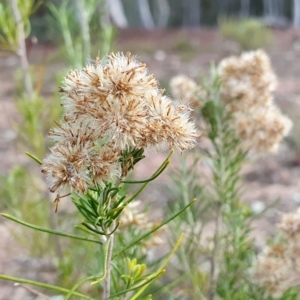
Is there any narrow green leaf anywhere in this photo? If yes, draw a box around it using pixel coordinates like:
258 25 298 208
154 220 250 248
130 233 184 299
65 275 95 300
124 151 173 206
81 222 105 235
0 274 95 300
0 213 102 245
107 206 125 217
25 152 42 165
122 163 169 184
114 199 196 258
110 270 165 298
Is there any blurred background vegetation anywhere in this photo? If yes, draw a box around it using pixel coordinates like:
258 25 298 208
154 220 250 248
22 0 298 44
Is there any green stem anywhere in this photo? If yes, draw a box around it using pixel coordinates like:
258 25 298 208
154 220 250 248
45 229 113 300
176 235 206 300
130 233 184 300
124 151 173 205
10 0 33 99
122 163 169 184
103 234 114 300
208 203 222 300
75 0 90 65
114 198 196 258
0 213 102 245
181 157 195 226
110 269 165 298
207 105 228 299
65 275 95 300
25 152 42 165
0 274 95 300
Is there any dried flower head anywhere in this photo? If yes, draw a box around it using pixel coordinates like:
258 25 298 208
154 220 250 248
41 141 121 194
251 245 292 298
251 210 300 297
232 105 292 153
42 52 198 196
217 50 292 153
58 52 198 152
170 75 204 108
145 95 199 151
118 201 164 252
41 143 91 194
118 200 148 229
278 209 300 239
218 49 277 112
48 120 100 147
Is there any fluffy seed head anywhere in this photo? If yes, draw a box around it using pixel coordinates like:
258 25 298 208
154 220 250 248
42 52 199 195
41 143 91 194
278 209 300 239
170 74 205 108
251 246 292 298
59 52 198 152
251 210 300 297
218 49 277 112
217 50 292 153
233 105 292 153
145 95 199 151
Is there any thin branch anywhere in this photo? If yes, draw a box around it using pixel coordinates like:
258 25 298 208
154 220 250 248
103 234 114 300
208 204 222 300
75 0 90 64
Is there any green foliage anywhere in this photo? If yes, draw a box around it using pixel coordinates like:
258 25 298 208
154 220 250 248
219 17 273 51
166 157 209 299
0 2 18 51
0 0 39 51
0 165 27 211
0 165 54 257
165 66 278 299
47 0 117 68
15 93 61 158
0 157 191 299
72 184 124 236
172 37 197 62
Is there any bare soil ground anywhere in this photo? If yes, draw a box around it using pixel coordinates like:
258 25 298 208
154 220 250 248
0 28 300 299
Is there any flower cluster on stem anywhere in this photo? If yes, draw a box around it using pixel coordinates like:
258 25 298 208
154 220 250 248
252 209 300 297
42 52 198 198
218 49 292 153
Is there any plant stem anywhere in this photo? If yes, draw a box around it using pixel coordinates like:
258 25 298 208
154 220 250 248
208 104 226 300
9 0 33 99
75 0 90 65
208 203 222 300
103 233 114 300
